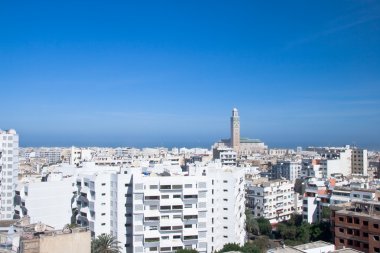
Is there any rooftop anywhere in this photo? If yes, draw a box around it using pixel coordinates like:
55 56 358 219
294 241 334 251
267 246 304 253
333 249 364 253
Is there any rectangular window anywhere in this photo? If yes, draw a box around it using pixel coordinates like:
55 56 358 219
149 185 158 189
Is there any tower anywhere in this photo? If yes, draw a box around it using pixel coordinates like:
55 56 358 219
230 108 240 151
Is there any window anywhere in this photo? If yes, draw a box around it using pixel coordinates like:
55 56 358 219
160 185 171 190
149 247 158 251
363 220 368 226
363 232 369 237
223 199 228 202
173 235 181 239
338 217 344 222
125 183 130 187
339 239 344 244
145 195 159 200
173 194 181 198
223 217 228 220
173 215 181 219
374 235 380 241
172 185 182 189
161 195 169 199
101 193 106 196
101 213 106 216
223 208 228 211
375 224 379 229
223 180 228 183
223 226 228 229
160 206 171 210
149 185 158 189
185 184 192 188
101 183 106 186
160 247 171 252
161 215 169 220
185 204 192 208
223 189 228 192
185 224 192 228
183 235 198 240
145 238 159 243
101 223 106 226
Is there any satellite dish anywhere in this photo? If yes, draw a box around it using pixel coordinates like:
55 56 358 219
34 222 47 233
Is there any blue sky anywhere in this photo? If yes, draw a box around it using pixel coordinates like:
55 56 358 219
1 1 380 149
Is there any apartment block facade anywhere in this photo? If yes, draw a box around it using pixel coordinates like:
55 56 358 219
0 129 19 220
246 179 296 224
74 163 246 253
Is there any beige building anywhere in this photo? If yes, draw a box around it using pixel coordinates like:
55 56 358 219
20 227 90 253
351 148 368 175
0 218 90 253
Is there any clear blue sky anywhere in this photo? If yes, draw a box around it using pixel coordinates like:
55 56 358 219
1 1 380 149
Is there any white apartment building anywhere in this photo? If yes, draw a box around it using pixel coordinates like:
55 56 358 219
14 172 74 229
74 162 246 253
272 161 301 182
303 179 377 223
246 179 295 224
219 149 237 166
0 129 19 220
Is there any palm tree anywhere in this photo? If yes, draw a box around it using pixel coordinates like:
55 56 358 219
91 234 122 253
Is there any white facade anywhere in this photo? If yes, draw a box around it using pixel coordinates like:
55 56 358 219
219 149 237 166
272 161 301 182
14 173 74 229
0 129 19 220
74 162 246 253
246 179 295 224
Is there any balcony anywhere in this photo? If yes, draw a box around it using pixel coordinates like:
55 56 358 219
182 235 198 245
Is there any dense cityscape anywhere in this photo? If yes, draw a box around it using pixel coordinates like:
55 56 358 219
2 1 380 252
1 108 380 253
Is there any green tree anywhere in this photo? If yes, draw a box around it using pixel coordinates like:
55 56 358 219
246 209 260 235
242 242 261 253
256 217 272 236
321 207 331 220
91 234 122 253
176 249 199 253
297 223 311 243
217 243 242 252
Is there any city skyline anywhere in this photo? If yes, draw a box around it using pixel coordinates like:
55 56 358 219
1 1 380 149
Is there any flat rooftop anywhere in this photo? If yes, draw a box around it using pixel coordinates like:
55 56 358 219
267 247 304 253
294 241 334 251
333 249 364 253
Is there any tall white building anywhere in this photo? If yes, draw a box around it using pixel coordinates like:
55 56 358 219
0 129 19 220
74 162 246 253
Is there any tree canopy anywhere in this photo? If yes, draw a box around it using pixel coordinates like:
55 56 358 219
91 234 122 253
